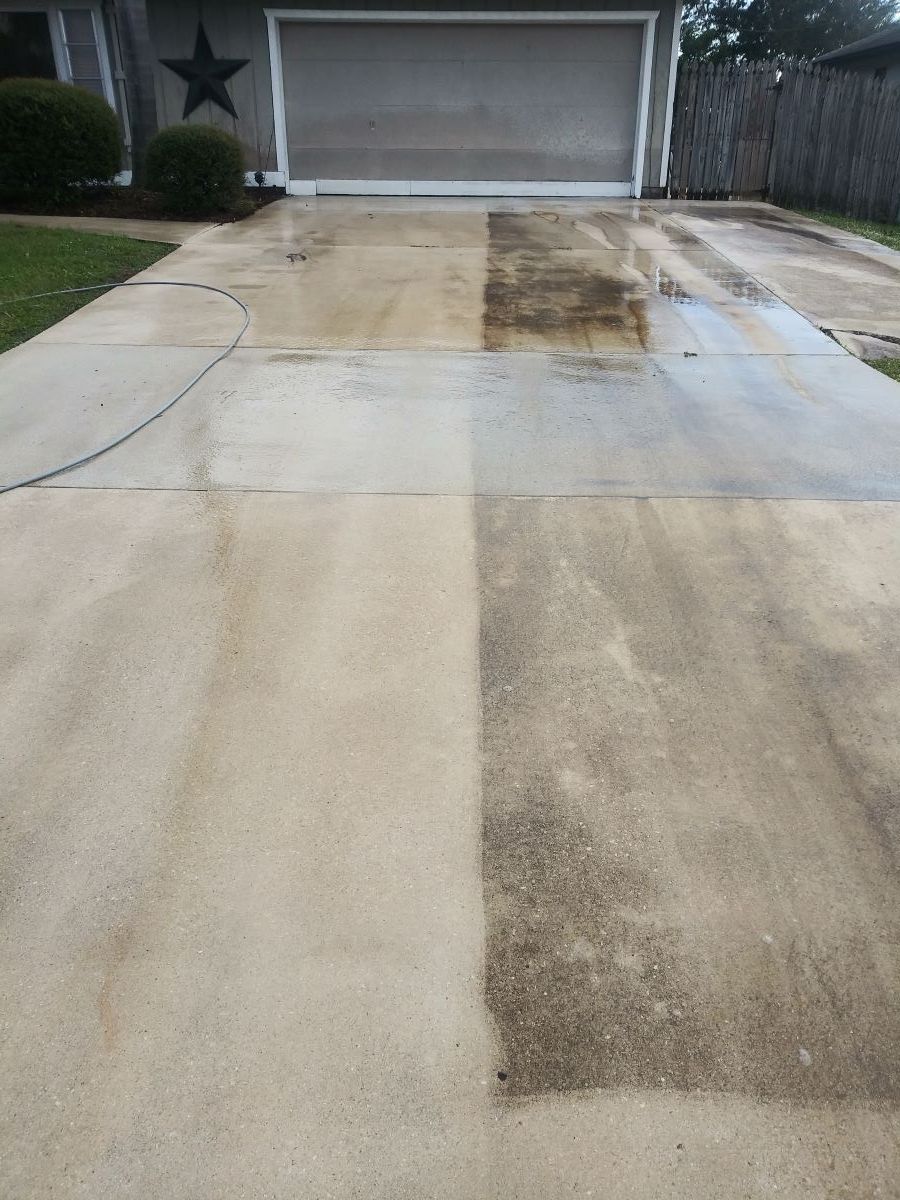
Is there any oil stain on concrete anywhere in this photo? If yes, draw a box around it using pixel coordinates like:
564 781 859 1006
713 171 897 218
478 496 900 1104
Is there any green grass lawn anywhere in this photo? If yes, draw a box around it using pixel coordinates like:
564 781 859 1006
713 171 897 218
867 358 900 383
790 210 900 385
791 208 900 253
0 223 173 354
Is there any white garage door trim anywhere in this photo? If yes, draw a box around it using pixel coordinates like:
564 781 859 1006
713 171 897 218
264 8 658 198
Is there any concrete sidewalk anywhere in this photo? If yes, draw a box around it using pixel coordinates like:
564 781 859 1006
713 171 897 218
0 211 213 244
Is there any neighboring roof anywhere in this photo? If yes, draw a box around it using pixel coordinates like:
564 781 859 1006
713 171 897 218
815 22 900 65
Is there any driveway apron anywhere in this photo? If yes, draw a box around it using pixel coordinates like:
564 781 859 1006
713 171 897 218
2 198 900 1199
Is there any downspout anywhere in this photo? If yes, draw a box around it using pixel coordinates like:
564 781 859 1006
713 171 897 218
104 0 159 185
103 0 134 174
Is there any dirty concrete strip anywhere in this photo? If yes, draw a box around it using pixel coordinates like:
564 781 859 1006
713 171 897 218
831 330 900 360
479 497 900 1105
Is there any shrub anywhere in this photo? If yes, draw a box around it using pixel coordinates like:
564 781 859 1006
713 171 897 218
145 124 245 214
0 78 120 203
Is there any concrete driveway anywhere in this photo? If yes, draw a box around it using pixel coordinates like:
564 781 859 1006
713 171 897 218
3 199 900 1198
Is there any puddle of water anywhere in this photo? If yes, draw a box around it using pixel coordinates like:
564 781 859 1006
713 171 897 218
654 265 778 308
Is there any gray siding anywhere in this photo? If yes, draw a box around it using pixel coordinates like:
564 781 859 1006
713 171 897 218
144 0 680 189
833 54 900 87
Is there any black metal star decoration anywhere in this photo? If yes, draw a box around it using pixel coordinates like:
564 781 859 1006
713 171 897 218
160 24 249 120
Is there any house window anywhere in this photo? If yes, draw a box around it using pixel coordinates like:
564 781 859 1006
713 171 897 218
60 7 103 96
0 10 56 79
0 4 113 105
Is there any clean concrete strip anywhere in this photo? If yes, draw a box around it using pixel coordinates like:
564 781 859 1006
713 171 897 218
34 243 490 353
5 347 898 500
0 486 489 1199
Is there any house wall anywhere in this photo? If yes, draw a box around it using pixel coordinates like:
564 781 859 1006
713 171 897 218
833 54 900 87
143 0 681 193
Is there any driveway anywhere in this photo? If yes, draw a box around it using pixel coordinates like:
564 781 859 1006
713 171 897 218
2 199 900 1199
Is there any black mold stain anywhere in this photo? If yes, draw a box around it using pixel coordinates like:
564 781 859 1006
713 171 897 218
747 215 840 246
482 214 648 352
479 500 709 1097
486 212 579 252
482 762 709 1097
267 352 320 364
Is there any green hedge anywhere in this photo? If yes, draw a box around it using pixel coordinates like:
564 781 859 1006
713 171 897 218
145 124 245 214
0 78 120 203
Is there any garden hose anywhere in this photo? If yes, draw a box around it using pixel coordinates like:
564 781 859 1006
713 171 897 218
0 280 250 495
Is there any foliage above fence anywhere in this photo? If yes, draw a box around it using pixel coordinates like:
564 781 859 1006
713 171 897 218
668 59 900 223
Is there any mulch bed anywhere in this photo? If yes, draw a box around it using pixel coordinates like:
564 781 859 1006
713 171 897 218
1 185 285 223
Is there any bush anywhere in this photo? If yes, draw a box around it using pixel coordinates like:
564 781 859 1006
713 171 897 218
0 78 120 203
145 124 245 214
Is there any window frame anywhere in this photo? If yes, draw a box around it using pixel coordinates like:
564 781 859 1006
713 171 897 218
0 0 116 108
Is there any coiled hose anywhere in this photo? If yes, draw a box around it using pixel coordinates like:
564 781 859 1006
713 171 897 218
1 280 250 495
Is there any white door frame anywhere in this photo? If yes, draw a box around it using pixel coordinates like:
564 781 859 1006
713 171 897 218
657 0 683 187
264 8 659 198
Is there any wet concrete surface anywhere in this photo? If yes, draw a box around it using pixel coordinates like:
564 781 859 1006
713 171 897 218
35 199 843 355
36 241 488 352
6 346 897 498
3 197 900 1198
655 201 900 340
481 241 837 355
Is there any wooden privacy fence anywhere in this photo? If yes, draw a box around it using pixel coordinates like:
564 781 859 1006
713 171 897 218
668 59 900 223
770 65 900 221
669 60 781 200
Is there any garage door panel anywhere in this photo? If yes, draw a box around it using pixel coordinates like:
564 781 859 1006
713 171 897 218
288 59 465 108
291 58 642 112
293 145 634 185
281 21 643 64
296 104 637 160
280 21 643 186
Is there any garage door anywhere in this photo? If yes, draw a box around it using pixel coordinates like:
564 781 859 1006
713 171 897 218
278 20 646 196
